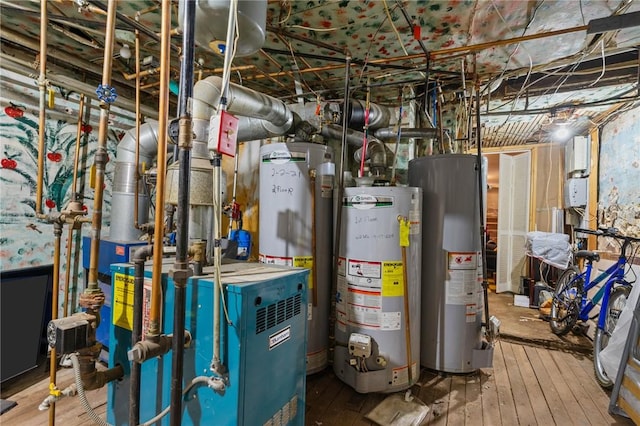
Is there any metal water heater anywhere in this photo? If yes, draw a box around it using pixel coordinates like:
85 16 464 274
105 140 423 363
409 154 492 373
258 142 334 375
334 186 422 393
107 262 309 425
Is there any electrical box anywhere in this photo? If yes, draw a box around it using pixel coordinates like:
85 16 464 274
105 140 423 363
208 110 239 157
565 135 590 177
565 178 588 207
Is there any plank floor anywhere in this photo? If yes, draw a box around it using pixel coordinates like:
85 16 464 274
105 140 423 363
1 339 633 426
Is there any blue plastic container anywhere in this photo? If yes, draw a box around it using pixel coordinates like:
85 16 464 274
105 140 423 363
230 229 252 260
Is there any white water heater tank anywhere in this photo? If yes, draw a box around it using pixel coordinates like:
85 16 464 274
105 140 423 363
258 142 334 374
333 186 422 393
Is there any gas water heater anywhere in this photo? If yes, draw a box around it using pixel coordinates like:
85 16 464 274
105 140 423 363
107 261 309 425
258 142 334 375
409 154 493 373
334 186 422 393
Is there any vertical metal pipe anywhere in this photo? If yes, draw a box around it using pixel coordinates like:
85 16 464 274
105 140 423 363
130 245 152 426
86 0 117 293
63 95 86 317
475 82 490 326
148 0 171 336
36 0 48 216
170 0 195 423
48 223 62 426
133 20 142 229
71 95 85 200
329 53 351 364
309 169 318 306
211 155 223 371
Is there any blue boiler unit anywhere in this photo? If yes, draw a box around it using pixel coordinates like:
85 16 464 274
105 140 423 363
107 261 309 425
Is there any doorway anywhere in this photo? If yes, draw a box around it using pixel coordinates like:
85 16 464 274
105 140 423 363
484 151 532 293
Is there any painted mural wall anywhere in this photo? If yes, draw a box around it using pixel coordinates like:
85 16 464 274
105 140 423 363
598 106 640 240
0 108 124 270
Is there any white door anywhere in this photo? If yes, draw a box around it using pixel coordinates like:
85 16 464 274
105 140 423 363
496 152 531 293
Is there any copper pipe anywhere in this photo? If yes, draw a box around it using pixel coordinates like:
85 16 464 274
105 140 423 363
62 225 74 318
71 95 86 199
122 66 162 81
309 169 318 307
86 0 117 293
429 25 588 59
36 0 48 216
63 94 86 317
245 25 592 85
133 22 141 229
148 0 171 337
48 223 63 426
398 218 413 386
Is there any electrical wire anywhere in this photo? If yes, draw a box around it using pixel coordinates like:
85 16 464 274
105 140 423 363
382 0 409 57
587 39 606 88
276 0 292 25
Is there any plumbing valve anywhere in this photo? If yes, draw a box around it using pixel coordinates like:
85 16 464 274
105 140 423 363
95 84 118 103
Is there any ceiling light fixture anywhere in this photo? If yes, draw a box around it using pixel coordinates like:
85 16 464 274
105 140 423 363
553 124 571 141
119 44 131 60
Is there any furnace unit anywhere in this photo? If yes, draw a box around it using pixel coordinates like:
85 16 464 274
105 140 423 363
107 262 309 425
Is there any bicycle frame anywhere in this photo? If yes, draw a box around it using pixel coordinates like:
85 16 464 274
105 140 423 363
574 255 628 328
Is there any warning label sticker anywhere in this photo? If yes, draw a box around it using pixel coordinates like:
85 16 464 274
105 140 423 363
382 261 404 297
113 272 134 331
259 254 293 266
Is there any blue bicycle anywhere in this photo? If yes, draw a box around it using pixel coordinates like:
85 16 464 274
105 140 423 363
550 227 639 389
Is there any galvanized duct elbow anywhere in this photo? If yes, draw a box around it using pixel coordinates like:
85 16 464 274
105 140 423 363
353 138 388 173
192 76 295 142
110 121 159 242
320 124 389 171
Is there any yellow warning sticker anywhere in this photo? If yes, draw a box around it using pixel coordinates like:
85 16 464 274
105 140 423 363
293 256 314 289
398 217 410 247
382 261 404 296
113 272 134 331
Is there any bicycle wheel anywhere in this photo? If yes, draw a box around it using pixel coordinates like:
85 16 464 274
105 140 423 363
593 284 631 389
550 266 582 336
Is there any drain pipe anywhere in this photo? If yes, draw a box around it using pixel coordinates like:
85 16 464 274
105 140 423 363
169 0 196 423
129 244 153 426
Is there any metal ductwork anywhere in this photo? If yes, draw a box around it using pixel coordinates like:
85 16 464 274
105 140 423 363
347 99 392 130
192 75 296 143
320 123 390 172
110 121 159 241
373 127 438 140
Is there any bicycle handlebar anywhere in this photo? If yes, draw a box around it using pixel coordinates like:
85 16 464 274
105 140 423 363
575 227 640 243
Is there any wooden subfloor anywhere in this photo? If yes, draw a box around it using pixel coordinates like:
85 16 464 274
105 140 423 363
1 339 633 425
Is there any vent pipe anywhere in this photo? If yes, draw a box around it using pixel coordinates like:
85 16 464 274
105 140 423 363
110 121 159 241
